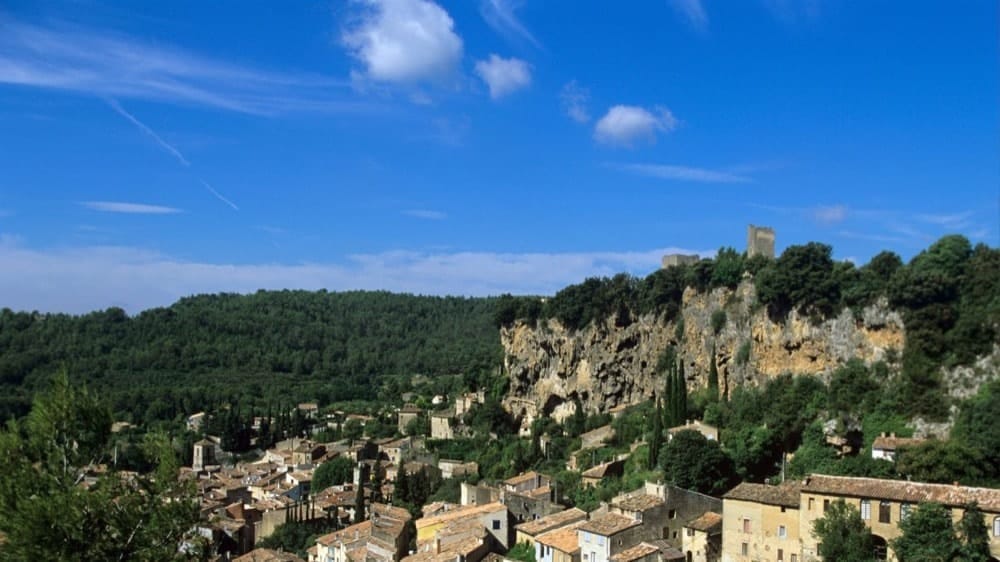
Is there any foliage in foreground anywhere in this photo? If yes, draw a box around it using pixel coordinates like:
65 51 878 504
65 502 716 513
0 372 202 561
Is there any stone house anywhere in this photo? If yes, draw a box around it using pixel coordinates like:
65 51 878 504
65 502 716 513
615 482 721 549
310 503 412 562
438 459 478 480
666 421 718 443
398 404 423 434
681 512 721 562
430 409 455 440
415 501 512 551
798 474 1000 561
582 460 625 489
536 521 587 562
516 508 588 546
721 482 802 562
577 513 644 562
870 433 925 462
609 543 663 562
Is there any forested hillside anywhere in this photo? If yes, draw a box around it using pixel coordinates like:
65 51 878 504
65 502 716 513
0 291 503 421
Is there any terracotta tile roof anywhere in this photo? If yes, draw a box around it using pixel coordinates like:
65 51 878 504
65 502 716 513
535 521 587 554
723 482 802 508
871 436 924 450
612 493 665 512
684 511 722 533
577 513 640 536
504 470 544 487
318 520 374 546
415 501 505 530
644 540 685 561
802 474 1000 511
232 548 305 562
582 460 623 479
400 404 423 414
610 542 659 562
516 507 587 536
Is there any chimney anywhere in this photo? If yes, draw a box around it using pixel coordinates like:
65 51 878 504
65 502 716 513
890 432 896 438
880 432 887 438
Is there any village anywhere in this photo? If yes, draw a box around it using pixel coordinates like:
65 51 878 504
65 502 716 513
180 393 1000 562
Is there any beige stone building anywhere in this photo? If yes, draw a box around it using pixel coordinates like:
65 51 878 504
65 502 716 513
516 508 588 546
683 512 721 562
536 521 587 562
722 482 802 562
798 474 1000 561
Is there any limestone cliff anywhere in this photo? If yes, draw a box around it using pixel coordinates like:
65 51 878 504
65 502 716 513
501 281 905 428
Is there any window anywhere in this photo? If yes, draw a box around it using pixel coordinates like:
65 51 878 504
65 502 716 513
808 498 815 510
741 543 748 556
672 531 677 540
879 501 891 524
743 519 752 533
780 506 786 513
900 503 912 520
860 499 871 521
686 529 695 537
669 509 677 519
823 499 830 512
778 548 784 561
791 555 797 562
585 533 591 543
492 519 501 530
598 536 605 546
994 516 1000 537
778 525 787 539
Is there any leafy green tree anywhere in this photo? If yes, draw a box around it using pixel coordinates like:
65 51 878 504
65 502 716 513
659 429 737 496
0 372 202 561
710 309 727 334
952 379 1000 479
891 502 961 562
811 500 875 562
957 503 991 562
710 247 744 289
896 440 988 485
506 542 537 562
756 242 839 319
313 456 354 492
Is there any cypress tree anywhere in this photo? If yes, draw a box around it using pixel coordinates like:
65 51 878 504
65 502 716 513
354 482 366 524
678 359 688 422
708 344 719 400
648 398 663 469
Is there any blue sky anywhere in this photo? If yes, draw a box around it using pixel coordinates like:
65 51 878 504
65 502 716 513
0 0 997 313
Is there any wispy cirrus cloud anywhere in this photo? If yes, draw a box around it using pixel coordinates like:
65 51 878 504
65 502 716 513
0 237 707 314
480 0 542 49
670 0 709 31
0 17 360 115
813 204 848 225
612 163 751 183
594 105 678 147
560 80 590 123
914 211 974 229
81 201 182 214
403 209 447 220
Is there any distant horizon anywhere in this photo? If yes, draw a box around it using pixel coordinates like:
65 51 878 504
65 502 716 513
1 2 996 315
1 231 987 315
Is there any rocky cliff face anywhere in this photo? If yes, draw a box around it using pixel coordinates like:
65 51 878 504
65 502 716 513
501 281 905 428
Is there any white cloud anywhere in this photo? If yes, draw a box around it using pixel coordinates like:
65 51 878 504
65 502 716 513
0 238 706 314
813 204 848 225
670 0 708 31
81 201 182 214
480 0 541 48
914 211 973 229
594 105 678 147
403 209 447 220
560 80 590 123
474 55 532 99
343 0 464 84
0 18 360 115
613 163 750 183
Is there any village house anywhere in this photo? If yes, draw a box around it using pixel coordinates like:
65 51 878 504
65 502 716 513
430 409 455 440
666 420 719 443
379 436 413 466
415 501 513 551
613 482 722 548
309 503 412 562
577 513 644 562
516 507 588 545
235 548 306 562
438 459 478 480
721 482 802 562
187 411 207 432
398 404 423 434
682 512 721 562
535 521 588 562
870 433 925 462
798 474 1000 561
581 460 625 489
609 542 672 562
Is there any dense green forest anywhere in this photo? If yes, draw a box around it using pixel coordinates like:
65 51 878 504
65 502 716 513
0 291 503 421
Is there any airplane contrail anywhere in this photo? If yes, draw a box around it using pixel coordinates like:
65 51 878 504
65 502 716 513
106 98 239 211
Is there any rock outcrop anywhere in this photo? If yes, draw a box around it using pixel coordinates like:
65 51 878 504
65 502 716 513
501 281 905 429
